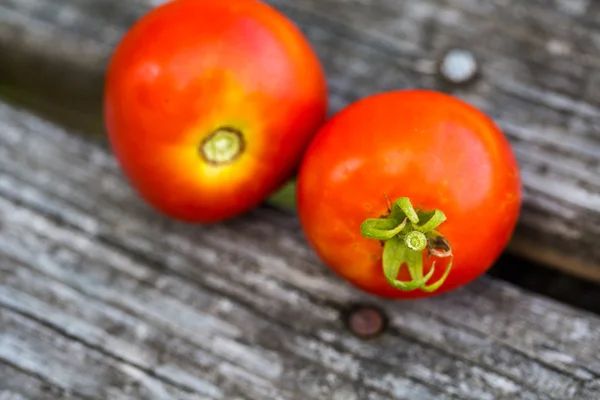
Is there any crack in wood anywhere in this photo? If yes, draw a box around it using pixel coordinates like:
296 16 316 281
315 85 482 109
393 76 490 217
0 301 209 396
0 358 90 400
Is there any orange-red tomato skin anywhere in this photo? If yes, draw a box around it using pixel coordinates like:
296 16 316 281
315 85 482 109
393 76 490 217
104 0 327 222
297 90 522 299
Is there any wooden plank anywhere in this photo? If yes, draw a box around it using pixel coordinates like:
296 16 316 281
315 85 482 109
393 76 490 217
2 0 600 281
2 100 600 398
0 360 84 400
0 308 217 400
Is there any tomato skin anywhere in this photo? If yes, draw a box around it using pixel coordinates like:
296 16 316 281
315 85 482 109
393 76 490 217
297 90 521 299
104 0 327 222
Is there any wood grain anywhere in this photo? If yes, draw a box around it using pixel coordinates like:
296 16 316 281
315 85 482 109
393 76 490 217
2 0 600 281
2 99 600 398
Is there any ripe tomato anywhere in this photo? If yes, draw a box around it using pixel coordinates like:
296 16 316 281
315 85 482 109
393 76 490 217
104 0 327 222
297 90 521 299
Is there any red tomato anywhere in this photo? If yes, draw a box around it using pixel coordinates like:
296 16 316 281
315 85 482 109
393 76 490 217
104 0 327 222
297 90 521 299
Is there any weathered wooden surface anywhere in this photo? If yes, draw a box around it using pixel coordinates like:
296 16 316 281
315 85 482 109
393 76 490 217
2 0 600 282
3 100 600 399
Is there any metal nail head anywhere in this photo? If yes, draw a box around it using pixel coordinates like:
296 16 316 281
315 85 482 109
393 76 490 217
439 48 479 85
346 305 387 339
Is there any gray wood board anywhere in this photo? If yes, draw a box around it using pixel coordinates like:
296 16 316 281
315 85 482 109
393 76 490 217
2 0 600 281
2 99 600 398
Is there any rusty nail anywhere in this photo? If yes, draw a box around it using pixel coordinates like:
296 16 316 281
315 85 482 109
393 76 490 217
439 48 479 85
346 305 387 339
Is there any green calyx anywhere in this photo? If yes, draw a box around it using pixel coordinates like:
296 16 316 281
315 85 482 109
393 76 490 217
360 197 453 293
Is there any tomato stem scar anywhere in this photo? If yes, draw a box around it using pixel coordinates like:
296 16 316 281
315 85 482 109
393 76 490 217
360 197 453 293
405 231 427 251
199 127 245 165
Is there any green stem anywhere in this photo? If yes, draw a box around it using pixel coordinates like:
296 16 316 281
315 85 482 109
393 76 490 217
265 181 454 294
360 197 453 293
361 217 407 240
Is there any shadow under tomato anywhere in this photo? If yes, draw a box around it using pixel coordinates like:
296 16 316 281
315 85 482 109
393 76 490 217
488 253 600 316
